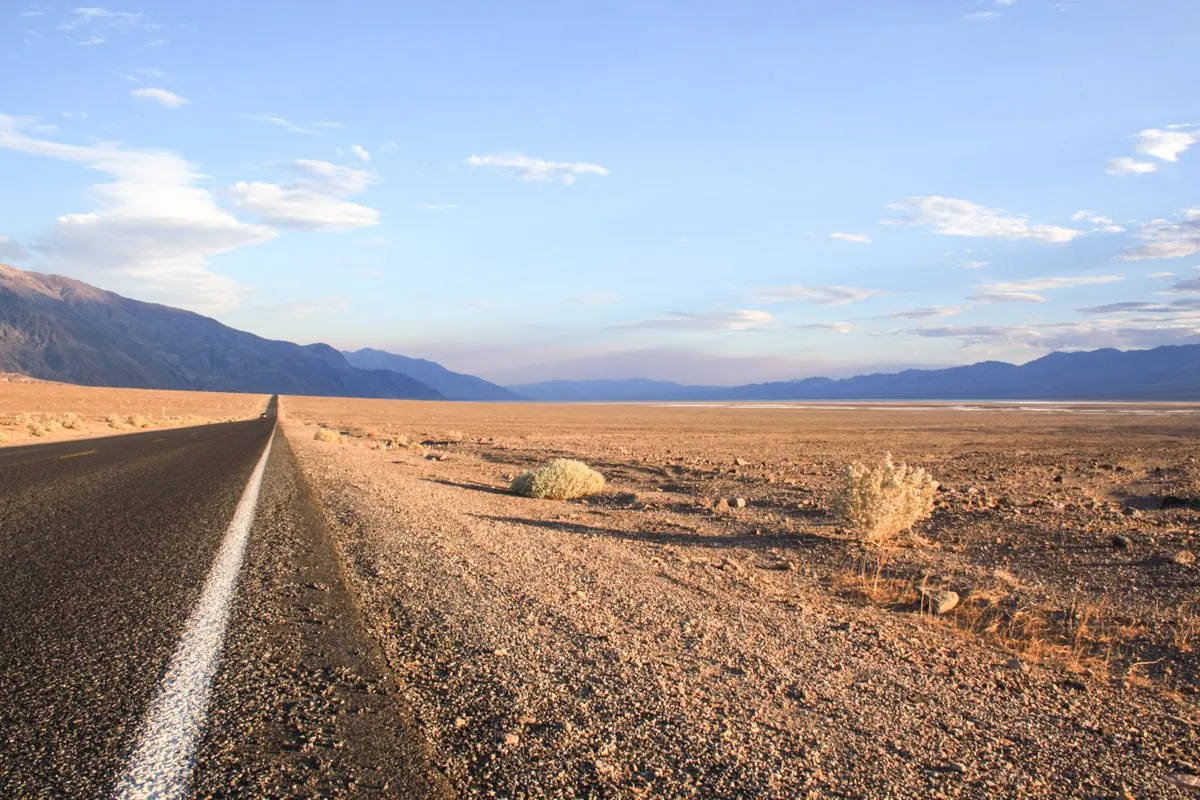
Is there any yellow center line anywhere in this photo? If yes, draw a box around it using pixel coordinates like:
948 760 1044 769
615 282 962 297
57 449 98 461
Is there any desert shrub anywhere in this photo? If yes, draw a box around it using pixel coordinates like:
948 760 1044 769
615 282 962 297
105 413 124 429
511 459 606 500
60 413 81 430
27 423 47 437
0 431 7 442
313 427 343 444
444 429 464 442
126 414 150 429
832 453 938 545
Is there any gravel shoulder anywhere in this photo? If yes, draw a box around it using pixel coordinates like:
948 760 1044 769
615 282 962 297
281 407 1200 799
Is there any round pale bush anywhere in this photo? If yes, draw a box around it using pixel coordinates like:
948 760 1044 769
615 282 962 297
313 427 343 444
832 452 938 545
511 459 606 500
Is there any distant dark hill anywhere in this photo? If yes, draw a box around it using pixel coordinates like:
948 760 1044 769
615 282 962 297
0 264 441 399
343 347 520 401
508 345 1200 401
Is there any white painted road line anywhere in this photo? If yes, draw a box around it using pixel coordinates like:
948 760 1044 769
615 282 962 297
114 429 275 800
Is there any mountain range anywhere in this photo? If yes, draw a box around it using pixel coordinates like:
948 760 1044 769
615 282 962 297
4 263 1200 402
511 345 1200 401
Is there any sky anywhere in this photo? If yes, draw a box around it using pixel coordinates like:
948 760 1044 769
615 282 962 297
1 0 1198 386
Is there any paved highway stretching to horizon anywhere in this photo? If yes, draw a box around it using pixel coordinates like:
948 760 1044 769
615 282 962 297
0 397 448 798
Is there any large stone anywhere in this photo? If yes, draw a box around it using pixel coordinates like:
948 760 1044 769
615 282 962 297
921 589 960 615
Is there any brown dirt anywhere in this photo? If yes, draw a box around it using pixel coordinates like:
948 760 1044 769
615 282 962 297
0 383 268 447
280 397 1200 798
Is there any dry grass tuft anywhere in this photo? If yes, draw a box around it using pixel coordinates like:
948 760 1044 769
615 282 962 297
832 452 938 545
125 414 151 429
512 459 606 501
313 427 343 444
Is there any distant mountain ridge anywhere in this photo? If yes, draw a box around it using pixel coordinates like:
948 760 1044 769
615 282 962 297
0 264 442 399
510 345 1200 401
343 348 521 401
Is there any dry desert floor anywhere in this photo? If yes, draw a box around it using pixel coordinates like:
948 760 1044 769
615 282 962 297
283 397 1200 799
0 376 267 446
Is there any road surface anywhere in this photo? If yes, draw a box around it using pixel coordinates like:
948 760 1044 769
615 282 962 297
0 398 449 798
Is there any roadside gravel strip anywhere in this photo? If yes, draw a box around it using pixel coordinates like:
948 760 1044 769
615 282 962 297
282 416 1199 799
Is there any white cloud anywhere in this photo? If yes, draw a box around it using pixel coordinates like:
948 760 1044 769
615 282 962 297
970 292 1048 304
829 232 870 244
350 144 370 163
621 309 773 332
966 10 1001 20
246 114 343 135
78 36 104 45
794 322 856 333
883 305 968 320
131 88 188 109
417 202 457 211
1121 209 1200 261
1133 127 1199 163
969 274 1122 303
466 152 610 185
752 284 884 305
60 6 159 44
229 159 380 231
906 319 1200 351
1106 156 1157 176
1147 271 1175 278
0 236 31 262
0 114 276 314
959 259 990 269
1071 210 1125 233
884 196 1085 243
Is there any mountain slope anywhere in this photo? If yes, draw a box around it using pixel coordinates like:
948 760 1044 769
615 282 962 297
0 264 442 399
508 345 1200 401
343 347 520 401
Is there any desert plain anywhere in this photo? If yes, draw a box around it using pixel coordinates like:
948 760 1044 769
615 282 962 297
3 382 1199 797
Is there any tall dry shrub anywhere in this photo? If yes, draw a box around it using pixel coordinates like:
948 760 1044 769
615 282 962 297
832 453 938 545
511 459 605 500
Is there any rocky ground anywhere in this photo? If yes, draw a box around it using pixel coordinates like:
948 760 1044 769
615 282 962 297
281 398 1200 798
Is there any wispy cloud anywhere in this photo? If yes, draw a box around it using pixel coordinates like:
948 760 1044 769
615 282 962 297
959 259 990 269
417 202 457 211
884 196 1085 243
350 144 370 163
1121 209 1200 261
905 319 1200 350
969 274 1122 303
793 321 856 332
131 88 188 108
246 114 344 136
882 305 968 320
467 152 610 185
59 6 160 45
1070 210 1124 233
620 309 773 332
0 114 275 314
829 232 870 244
230 159 380 231
0 236 31 262
751 284 884 305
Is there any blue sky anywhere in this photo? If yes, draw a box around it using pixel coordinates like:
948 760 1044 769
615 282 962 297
2 0 1198 385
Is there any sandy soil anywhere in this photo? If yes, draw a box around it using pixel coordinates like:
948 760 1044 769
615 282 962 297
0 383 268 447
281 397 1200 798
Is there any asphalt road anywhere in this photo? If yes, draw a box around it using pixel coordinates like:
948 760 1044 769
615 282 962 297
0 398 448 798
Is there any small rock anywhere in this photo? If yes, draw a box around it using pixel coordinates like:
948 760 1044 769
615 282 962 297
734 457 748 467
921 589 960 615
454 717 468 728
713 498 729 511
1005 657 1029 673
1173 550 1196 566
503 733 520 746
1112 534 1132 551
1123 506 1142 518
732 497 747 509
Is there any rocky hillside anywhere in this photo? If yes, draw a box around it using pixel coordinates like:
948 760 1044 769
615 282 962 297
0 264 441 399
